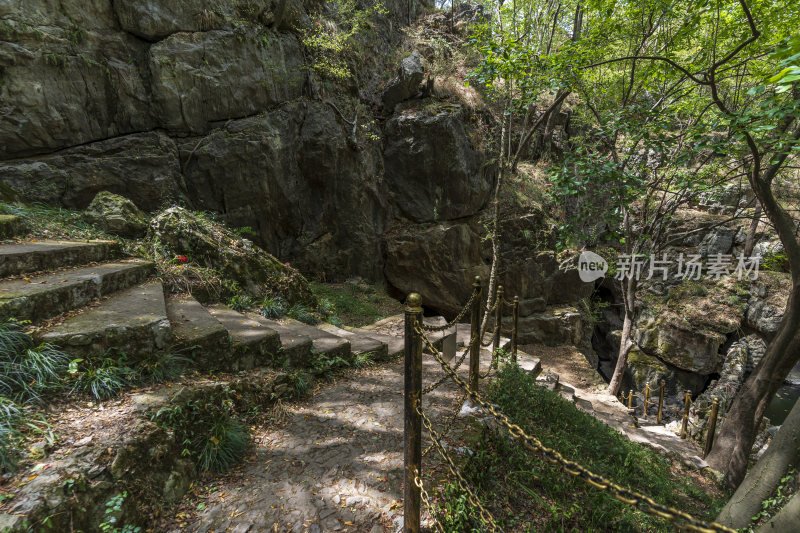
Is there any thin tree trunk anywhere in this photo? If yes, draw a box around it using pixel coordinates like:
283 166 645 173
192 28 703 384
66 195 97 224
755 490 800 533
717 395 800 529
744 201 763 257
608 275 637 396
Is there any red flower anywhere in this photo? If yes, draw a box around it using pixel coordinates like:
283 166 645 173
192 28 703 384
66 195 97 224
284 262 291 267
177 255 188 264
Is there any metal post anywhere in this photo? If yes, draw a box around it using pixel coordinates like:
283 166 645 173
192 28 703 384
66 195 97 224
627 389 633 409
469 276 482 395
492 285 503 356
511 296 519 363
704 398 720 458
403 293 423 533
680 390 691 439
643 383 650 419
657 381 665 425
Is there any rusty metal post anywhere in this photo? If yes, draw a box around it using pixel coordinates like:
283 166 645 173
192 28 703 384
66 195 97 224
403 293 423 533
492 285 503 356
657 381 665 425
643 383 650 419
680 390 692 439
469 276 482 395
511 296 519 363
627 389 633 409
703 398 720 458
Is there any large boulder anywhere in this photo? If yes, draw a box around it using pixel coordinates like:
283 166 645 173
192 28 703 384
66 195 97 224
148 207 315 306
82 191 148 237
381 51 424 111
0 131 185 210
746 297 784 339
516 306 586 346
148 29 305 134
384 218 489 316
383 106 494 223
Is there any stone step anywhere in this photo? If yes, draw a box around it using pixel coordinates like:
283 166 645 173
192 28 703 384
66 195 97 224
516 351 542 378
206 305 281 371
282 318 352 363
0 214 27 239
557 382 576 403
0 240 119 278
38 280 171 360
455 323 511 351
343 327 404 360
316 323 389 361
166 294 232 370
246 314 314 368
0 260 155 323
536 369 560 391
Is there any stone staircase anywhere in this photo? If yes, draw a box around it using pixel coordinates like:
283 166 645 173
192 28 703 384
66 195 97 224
0 240 456 373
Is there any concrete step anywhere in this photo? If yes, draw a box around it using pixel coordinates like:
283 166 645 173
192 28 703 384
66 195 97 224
343 327 403 360
516 351 542 378
0 240 119 278
0 215 27 239
557 382 576 403
316 323 388 362
0 260 155 323
536 369 560 391
246 314 314 368
206 305 281 371
38 281 171 360
166 294 232 370
282 318 352 363
422 317 457 360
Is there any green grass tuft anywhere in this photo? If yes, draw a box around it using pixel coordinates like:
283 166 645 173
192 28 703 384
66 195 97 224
197 416 249 473
69 357 133 401
260 296 287 319
310 281 402 327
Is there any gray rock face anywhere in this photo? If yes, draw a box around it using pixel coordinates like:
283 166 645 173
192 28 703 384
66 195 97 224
381 51 424 111
383 108 493 223
82 191 149 237
746 297 784 339
516 306 585 346
699 228 735 257
149 29 305 134
384 218 490 316
0 131 184 210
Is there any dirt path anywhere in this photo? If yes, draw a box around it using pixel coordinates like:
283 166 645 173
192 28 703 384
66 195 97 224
169 346 484 533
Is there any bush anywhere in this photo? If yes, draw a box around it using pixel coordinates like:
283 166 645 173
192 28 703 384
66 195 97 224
228 294 256 312
0 321 71 402
287 304 320 325
134 349 191 384
197 416 249 473
260 296 287 319
69 357 134 401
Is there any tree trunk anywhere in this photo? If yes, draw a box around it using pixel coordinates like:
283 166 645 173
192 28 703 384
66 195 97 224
717 393 800 528
608 276 637 396
706 285 800 487
744 201 763 258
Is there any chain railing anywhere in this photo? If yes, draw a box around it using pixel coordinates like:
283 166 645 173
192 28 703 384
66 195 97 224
402 284 735 533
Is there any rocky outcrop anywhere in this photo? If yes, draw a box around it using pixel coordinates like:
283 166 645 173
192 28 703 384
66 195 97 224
516 306 587 347
746 296 784 339
384 218 490 315
82 192 148 237
148 207 316 306
381 51 424 111
383 106 494 223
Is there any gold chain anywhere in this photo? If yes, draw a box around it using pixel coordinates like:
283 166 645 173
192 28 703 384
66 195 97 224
417 403 501 532
412 321 737 533
423 342 471 395
423 390 468 458
421 291 477 332
414 471 446 533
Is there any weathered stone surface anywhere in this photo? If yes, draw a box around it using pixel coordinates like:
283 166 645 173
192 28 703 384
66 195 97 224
384 218 490 316
149 29 305 134
206 304 282 370
179 100 388 281
381 51 424 110
516 306 585 346
0 214 27 238
0 22 154 158
114 0 308 40
0 259 154 323
248 314 315 368
166 293 233 369
383 107 493 223
149 207 315 305
699 228 735 256
746 297 784 339
0 240 119 278
82 191 149 237
634 315 727 375
0 131 184 210
39 281 172 359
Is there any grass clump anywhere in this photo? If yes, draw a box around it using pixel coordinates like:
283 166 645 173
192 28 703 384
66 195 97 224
260 296 287 319
68 357 133 401
310 281 402 327
287 304 320 325
152 391 250 473
432 364 727 531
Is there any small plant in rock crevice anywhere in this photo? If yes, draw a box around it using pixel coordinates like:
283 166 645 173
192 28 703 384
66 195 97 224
99 491 141 533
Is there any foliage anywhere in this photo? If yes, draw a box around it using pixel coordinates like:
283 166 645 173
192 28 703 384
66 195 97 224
260 296 287 319
0 321 71 403
0 396 23 472
310 352 351 379
747 469 799 530
286 304 320 325
310 281 402 327
68 356 134 401
432 364 727 530
301 0 387 80
99 491 141 533
134 349 191 384
152 390 249 472
227 294 257 312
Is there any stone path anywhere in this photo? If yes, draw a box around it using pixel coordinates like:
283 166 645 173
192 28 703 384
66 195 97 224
187 338 493 533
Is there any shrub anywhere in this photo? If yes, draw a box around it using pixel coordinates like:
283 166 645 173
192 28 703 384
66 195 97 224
134 349 191 384
287 304 320 325
197 416 249 473
69 357 134 401
260 296 287 319
0 321 70 403
228 294 256 312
